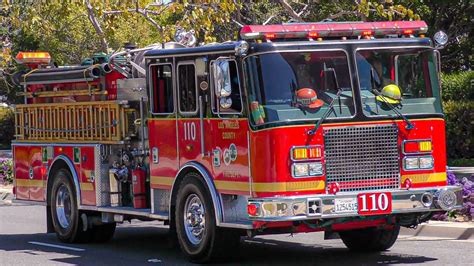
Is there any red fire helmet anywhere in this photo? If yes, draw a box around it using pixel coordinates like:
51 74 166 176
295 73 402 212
296 88 324 109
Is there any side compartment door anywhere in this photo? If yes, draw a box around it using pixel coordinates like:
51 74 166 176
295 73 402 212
148 63 179 189
13 145 30 200
13 145 45 201
176 62 201 165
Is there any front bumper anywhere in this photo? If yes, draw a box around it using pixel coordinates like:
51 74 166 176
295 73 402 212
248 186 463 222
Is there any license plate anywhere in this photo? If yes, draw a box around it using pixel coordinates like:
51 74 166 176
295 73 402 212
357 192 392 216
334 198 358 213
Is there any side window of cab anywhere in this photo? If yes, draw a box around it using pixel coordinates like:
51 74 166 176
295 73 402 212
177 62 198 115
150 64 173 114
211 59 242 115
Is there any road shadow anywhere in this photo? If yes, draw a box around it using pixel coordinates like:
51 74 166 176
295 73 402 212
0 224 439 265
232 237 437 265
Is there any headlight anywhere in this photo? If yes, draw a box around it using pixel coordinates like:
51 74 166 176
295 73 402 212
404 157 419 170
308 162 323 176
293 163 309 177
404 156 434 170
292 162 323 177
419 156 434 169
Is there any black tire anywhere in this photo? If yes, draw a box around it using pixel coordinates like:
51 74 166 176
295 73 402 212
50 169 92 243
339 225 400 252
175 173 241 263
91 223 116 243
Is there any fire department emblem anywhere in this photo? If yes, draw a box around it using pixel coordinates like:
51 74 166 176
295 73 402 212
223 149 231 166
213 149 221 167
229 143 237 161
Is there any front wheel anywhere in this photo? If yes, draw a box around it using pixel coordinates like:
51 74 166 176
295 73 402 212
339 225 400 252
175 174 240 263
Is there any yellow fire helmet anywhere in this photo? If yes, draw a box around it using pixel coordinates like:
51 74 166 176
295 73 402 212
376 84 402 104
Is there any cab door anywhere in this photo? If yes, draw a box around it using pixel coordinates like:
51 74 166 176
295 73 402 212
209 58 250 195
148 63 179 188
176 61 202 165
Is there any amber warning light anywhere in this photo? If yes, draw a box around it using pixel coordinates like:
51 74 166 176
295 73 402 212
15 51 51 64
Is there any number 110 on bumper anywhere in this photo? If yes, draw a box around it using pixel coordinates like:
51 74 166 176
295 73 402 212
357 192 392 215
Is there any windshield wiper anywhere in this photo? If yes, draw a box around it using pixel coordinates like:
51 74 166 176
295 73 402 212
369 68 414 130
308 89 342 135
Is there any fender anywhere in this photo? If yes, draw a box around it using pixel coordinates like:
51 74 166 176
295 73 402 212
47 155 82 208
170 162 223 225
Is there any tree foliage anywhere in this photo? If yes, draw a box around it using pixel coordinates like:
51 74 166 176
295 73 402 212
0 0 471 98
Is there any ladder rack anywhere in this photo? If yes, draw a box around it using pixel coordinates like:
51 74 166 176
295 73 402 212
14 101 135 144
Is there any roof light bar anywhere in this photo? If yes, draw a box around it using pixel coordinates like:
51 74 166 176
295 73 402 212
240 21 428 40
15 51 51 64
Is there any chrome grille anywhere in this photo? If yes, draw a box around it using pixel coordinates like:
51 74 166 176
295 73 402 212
324 124 400 192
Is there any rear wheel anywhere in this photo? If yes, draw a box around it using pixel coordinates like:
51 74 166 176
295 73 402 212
50 169 91 243
175 173 240 263
339 225 400 252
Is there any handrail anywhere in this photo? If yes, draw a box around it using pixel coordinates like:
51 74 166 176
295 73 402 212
17 88 107 98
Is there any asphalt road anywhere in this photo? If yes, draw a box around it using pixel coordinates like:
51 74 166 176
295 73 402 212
1 204 473 265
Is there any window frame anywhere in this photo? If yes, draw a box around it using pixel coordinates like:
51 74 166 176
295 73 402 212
148 62 174 115
177 61 199 116
242 48 356 127
209 58 244 116
353 46 442 118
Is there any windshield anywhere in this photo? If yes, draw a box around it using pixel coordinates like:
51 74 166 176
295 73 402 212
356 48 442 116
244 51 354 126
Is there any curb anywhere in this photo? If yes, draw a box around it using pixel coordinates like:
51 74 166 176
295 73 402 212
0 185 13 205
400 221 474 240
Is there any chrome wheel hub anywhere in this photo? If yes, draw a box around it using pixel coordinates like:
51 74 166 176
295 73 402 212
56 184 72 229
183 194 206 245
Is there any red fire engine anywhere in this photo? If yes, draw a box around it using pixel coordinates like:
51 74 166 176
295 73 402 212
12 21 461 262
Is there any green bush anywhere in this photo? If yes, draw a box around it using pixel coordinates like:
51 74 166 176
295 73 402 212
443 100 474 160
0 109 14 149
441 71 474 101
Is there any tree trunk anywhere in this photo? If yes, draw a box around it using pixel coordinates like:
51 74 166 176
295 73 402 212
85 0 108 53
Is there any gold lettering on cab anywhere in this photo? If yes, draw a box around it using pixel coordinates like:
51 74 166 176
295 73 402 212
218 120 240 129
223 171 241 179
222 132 236 140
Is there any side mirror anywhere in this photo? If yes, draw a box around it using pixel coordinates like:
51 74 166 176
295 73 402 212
219 97 232 109
213 60 232 98
433 31 448 50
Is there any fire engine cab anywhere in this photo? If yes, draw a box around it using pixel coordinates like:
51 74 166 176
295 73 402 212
12 21 461 262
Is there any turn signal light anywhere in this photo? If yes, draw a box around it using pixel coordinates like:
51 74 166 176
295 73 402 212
419 141 432 152
403 140 432 154
247 203 260 216
292 146 322 160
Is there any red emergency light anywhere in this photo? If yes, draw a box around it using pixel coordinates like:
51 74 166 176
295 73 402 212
240 21 428 41
15 51 51 64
